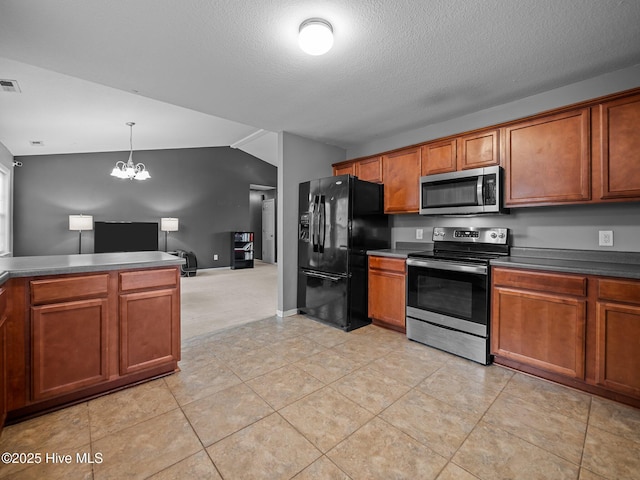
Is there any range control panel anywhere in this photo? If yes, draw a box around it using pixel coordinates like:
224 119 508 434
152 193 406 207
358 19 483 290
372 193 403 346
432 227 509 244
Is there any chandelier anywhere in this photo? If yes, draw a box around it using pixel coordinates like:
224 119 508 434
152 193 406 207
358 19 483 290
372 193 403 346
110 122 151 180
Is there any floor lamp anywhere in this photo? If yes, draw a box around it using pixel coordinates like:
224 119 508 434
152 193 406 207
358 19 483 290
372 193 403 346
69 214 93 254
160 218 179 252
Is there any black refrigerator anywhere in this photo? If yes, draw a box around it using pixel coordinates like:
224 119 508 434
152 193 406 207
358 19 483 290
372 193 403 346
298 175 390 331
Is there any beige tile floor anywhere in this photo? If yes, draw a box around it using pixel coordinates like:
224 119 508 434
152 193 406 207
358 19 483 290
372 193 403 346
1 315 640 479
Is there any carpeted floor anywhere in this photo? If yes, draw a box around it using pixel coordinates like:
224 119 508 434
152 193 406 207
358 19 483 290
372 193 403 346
180 260 277 340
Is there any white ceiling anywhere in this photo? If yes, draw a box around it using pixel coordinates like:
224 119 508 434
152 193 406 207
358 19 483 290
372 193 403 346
1 0 640 164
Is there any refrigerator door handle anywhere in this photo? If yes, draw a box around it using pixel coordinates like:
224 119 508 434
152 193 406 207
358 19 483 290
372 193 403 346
301 269 345 282
311 195 319 252
318 195 326 253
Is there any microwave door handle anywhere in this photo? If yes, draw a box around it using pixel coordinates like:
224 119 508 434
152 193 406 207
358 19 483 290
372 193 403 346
477 175 484 206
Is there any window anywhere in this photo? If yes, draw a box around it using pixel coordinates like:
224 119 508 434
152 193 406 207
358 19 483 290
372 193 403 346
0 163 10 255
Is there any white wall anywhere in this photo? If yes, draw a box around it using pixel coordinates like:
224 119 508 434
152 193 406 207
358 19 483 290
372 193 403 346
0 142 14 255
277 132 346 316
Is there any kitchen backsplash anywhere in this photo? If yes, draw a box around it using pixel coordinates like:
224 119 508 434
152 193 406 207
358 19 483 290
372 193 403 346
391 202 640 252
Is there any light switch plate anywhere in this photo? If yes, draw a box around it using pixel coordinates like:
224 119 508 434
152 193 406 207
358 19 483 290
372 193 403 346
416 228 423 240
599 230 614 247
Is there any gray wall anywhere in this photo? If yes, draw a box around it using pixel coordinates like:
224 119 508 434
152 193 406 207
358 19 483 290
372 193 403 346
13 147 277 268
277 132 345 316
347 63 640 253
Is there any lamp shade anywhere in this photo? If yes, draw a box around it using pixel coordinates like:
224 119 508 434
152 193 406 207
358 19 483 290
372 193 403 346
160 217 179 232
69 214 93 231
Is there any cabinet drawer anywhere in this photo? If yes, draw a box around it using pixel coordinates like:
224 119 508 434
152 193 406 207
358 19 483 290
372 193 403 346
492 268 587 297
369 256 406 274
598 278 640 304
31 274 109 305
119 268 178 292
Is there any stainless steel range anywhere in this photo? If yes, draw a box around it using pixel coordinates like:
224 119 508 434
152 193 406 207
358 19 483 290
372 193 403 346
406 226 509 365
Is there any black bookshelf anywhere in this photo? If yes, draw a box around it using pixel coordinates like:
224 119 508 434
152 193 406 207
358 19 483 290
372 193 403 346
231 231 254 269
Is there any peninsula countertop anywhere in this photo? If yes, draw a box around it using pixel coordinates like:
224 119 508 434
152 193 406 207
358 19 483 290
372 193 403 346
0 251 185 280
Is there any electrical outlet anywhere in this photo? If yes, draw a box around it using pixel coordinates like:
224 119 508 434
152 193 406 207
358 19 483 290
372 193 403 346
416 228 424 240
213 254 219 260
599 230 614 247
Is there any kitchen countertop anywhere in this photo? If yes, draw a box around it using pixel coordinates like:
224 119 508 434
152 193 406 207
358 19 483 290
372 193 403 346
0 251 185 280
368 242 432 259
367 249 419 259
491 247 640 280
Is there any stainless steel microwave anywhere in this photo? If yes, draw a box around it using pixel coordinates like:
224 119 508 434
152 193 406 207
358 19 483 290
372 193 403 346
419 165 506 215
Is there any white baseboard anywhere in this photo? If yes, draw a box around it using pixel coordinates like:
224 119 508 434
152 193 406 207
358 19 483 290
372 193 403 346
276 308 298 318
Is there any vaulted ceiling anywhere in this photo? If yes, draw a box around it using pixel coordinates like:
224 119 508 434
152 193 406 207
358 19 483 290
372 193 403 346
1 1 640 165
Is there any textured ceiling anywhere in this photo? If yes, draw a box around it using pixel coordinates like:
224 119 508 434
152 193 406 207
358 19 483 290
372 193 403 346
1 0 640 160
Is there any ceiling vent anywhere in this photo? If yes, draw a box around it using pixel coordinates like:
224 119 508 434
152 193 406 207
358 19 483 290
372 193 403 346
0 79 21 93
29 140 44 146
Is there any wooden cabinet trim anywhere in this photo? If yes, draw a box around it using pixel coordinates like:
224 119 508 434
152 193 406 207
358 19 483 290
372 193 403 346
369 256 406 274
598 278 640 304
119 268 178 292
31 274 109 305
492 267 587 297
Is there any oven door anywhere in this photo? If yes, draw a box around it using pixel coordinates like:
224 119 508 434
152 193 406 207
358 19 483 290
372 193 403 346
406 258 489 337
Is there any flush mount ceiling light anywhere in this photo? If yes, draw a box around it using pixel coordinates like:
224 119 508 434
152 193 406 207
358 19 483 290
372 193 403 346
110 122 150 180
298 18 334 55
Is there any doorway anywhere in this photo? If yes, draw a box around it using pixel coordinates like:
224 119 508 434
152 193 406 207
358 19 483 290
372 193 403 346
249 185 276 263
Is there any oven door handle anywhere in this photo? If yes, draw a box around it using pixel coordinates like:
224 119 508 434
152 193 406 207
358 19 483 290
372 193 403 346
406 258 487 275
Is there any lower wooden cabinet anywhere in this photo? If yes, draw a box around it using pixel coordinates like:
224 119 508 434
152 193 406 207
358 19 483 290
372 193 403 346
492 269 587 379
0 288 7 432
120 288 180 375
31 298 109 400
595 278 640 398
368 256 406 333
3 267 181 423
492 267 640 406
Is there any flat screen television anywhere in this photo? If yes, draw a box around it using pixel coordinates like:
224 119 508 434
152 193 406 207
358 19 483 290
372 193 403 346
94 221 159 253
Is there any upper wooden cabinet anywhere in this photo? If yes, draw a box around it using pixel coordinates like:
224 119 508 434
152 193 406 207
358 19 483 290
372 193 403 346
421 139 457 175
333 87 640 211
458 129 500 170
333 162 355 177
421 129 499 176
355 156 383 183
598 93 640 200
332 156 382 183
382 147 422 213
504 108 591 206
